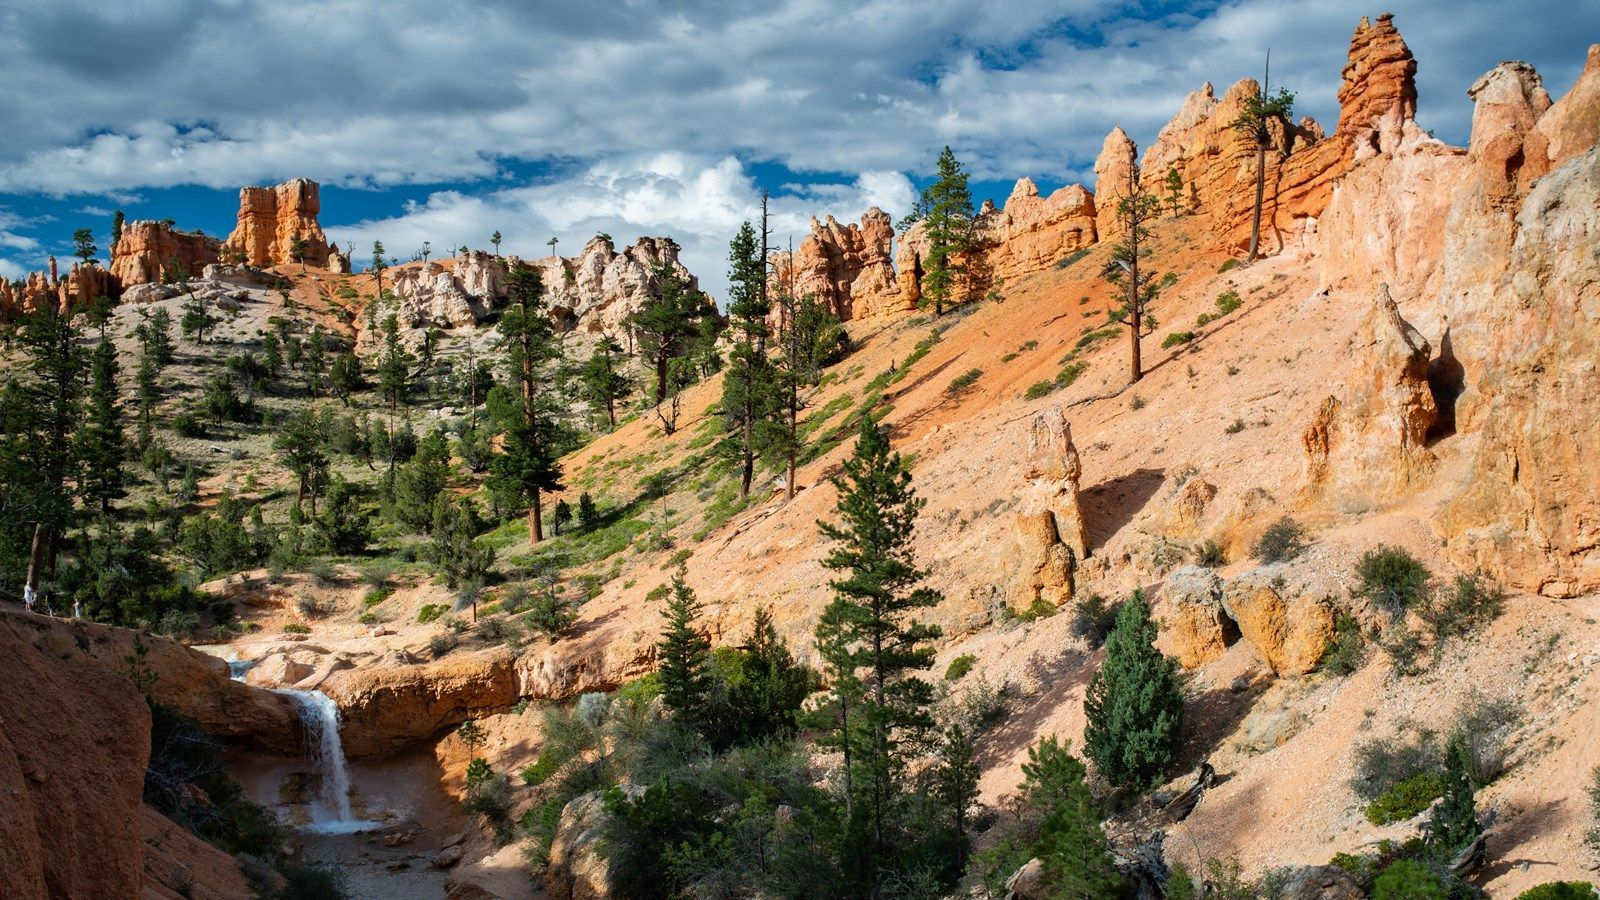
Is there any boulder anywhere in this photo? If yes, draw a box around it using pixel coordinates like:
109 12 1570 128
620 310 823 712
545 785 643 900
1275 865 1365 900
1158 566 1232 668
1222 571 1336 676
122 282 178 305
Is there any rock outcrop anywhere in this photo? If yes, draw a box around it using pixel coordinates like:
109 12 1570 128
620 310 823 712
223 178 333 269
1466 61 1553 206
109 220 222 287
973 179 1096 282
1158 566 1233 668
2 609 301 755
1222 571 1336 676
0 259 119 317
1093 127 1139 241
0 611 150 899
1533 44 1600 170
373 237 697 349
545 787 640 900
1436 147 1600 597
771 209 900 321
322 647 520 757
1299 284 1436 506
1007 406 1089 612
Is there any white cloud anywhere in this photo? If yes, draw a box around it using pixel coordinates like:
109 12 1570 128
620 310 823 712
0 0 1593 199
326 154 915 301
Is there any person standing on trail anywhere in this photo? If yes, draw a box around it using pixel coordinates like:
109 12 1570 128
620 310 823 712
22 582 35 612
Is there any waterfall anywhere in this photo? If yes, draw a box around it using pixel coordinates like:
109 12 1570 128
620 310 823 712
276 689 373 833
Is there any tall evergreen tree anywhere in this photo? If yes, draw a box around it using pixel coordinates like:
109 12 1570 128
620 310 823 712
1100 166 1164 385
1427 733 1481 859
1083 591 1184 790
629 262 715 407
1231 53 1295 261
656 569 712 734
77 340 127 514
390 427 450 531
376 313 413 413
111 210 125 254
577 334 630 430
1020 736 1126 898
73 227 98 264
274 407 330 515
13 305 82 597
490 261 564 544
903 146 974 316
303 324 328 397
720 215 777 499
815 416 944 888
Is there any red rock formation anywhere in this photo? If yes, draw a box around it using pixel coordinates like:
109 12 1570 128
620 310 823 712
1006 405 1089 612
771 209 899 321
975 179 1096 282
1298 284 1436 505
57 261 117 310
1 611 150 899
1136 13 1426 256
110 220 221 286
1467 61 1553 205
1093 126 1138 241
1534 43 1600 170
224 177 332 269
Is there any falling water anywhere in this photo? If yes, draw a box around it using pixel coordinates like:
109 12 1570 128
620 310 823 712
275 689 375 833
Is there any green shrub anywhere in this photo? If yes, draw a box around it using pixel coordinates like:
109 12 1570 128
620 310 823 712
1371 859 1448 899
1320 613 1367 676
1217 259 1240 274
1196 312 1218 327
1025 380 1056 400
1253 517 1307 563
1069 593 1119 647
1420 573 1505 639
274 859 351 900
361 586 393 609
944 654 976 681
428 634 456 658
1215 290 1242 314
1074 327 1119 351
1351 731 1442 802
417 603 448 624
1194 540 1225 568
1055 361 1089 388
946 368 983 394
1365 772 1446 825
282 622 310 635
1224 417 1246 434
1161 331 1196 349
1354 546 1431 612
1516 881 1598 899
357 612 378 626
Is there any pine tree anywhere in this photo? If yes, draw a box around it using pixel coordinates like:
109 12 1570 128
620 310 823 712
490 261 564 545
180 292 216 343
311 475 371 555
12 304 82 597
655 569 712 734
724 606 811 745
1427 733 1481 859
274 407 330 515
1100 166 1164 385
1020 736 1126 898
77 340 127 514
261 331 284 380
303 324 328 397
370 240 388 299
73 227 98 264
390 427 450 531
429 497 493 588
577 334 630 430
934 721 980 869
1083 591 1184 790
816 416 944 885
1231 54 1296 261
1164 166 1185 216
629 262 715 408
720 214 777 499
377 314 413 413
111 210 125 254
577 492 598 531
490 230 502 257
903 146 975 316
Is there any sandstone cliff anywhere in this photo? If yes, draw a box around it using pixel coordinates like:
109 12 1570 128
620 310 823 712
224 177 334 269
770 209 900 321
110 219 222 287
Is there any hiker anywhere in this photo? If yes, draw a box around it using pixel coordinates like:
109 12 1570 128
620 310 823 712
22 582 35 612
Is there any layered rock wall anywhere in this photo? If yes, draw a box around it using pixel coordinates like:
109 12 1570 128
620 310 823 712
109 220 222 287
771 209 900 321
224 177 333 269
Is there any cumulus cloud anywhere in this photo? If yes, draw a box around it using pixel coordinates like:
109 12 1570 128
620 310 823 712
1 0 1594 198
327 153 914 300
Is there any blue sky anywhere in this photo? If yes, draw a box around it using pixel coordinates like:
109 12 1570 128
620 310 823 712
1 0 1595 298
